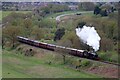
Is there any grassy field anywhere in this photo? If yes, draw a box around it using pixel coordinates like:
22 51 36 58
1 11 80 20
2 49 101 78
0 11 31 21
44 11 93 21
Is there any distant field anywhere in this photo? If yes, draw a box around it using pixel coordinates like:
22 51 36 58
0 11 92 21
44 11 93 21
2 49 101 78
0 11 31 21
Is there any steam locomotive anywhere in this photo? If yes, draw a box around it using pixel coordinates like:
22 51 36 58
17 36 99 60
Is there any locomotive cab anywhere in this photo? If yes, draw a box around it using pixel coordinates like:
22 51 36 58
89 51 98 60
83 50 98 60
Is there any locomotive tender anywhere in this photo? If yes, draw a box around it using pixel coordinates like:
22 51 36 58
17 36 99 60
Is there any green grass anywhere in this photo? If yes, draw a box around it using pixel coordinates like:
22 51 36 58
44 11 93 21
2 49 101 78
98 51 118 63
2 11 12 18
0 11 31 21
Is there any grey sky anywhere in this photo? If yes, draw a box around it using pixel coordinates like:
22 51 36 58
1 0 120 2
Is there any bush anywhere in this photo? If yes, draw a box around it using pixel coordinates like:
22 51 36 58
76 22 86 28
54 28 65 41
100 9 108 16
99 52 110 61
80 60 90 67
109 54 118 63
98 51 118 63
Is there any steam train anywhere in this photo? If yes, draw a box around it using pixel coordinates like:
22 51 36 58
17 36 99 60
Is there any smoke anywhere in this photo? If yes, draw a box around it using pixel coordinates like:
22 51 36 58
75 25 101 51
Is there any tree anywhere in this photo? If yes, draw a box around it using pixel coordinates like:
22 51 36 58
24 18 32 28
54 28 65 41
111 7 115 12
76 22 86 28
94 6 101 15
3 26 21 48
56 39 72 64
100 9 108 16
31 27 44 40
2 36 6 49
23 18 32 36
100 37 113 52
40 6 50 14
60 31 83 50
51 4 69 13
78 2 95 11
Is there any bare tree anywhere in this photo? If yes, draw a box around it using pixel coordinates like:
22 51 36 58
100 37 113 52
3 26 21 48
55 40 72 64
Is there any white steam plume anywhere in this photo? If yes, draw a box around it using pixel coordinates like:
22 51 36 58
75 25 101 51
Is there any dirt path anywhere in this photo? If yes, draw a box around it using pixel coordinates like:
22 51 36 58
86 64 118 78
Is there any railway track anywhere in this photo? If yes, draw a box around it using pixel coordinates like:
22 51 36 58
17 36 119 66
99 60 120 66
79 57 119 66
23 43 120 66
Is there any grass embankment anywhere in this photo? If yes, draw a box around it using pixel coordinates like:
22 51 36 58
98 51 118 63
2 48 101 78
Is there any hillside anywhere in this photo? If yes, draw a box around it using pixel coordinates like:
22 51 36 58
2 2 119 78
3 46 101 78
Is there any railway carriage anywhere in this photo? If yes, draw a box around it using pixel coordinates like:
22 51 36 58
17 36 99 60
39 42 47 49
46 44 55 51
77 50 84 57
27 39 35 45
69 48 78 56
17 36 29 43
33 40 40 47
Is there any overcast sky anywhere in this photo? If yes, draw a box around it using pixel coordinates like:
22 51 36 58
1 0 120 2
